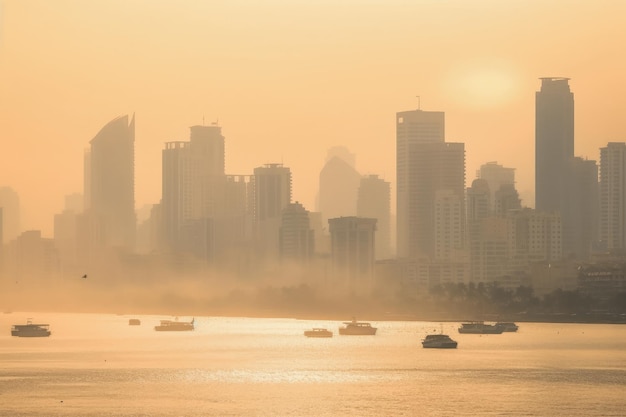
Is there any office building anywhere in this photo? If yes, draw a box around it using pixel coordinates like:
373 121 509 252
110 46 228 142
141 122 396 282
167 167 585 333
357 174 391 260
599 142 626 251
86 114 136 249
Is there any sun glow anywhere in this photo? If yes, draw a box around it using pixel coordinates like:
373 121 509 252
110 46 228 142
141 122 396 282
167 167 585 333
443 61 521 110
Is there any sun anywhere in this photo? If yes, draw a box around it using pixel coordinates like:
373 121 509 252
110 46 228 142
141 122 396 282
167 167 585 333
443 60 521 110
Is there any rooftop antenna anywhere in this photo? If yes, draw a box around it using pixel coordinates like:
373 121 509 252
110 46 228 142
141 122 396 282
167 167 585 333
416 95 421 110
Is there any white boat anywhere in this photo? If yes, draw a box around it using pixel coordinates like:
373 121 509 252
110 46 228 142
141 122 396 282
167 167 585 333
304 328 333 338
422 334 458 349
11 319 51 337
338 318 377 335
154 318 194 331
458 321 504 334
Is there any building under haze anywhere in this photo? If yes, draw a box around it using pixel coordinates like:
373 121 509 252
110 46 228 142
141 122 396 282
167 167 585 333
86 114 136 249
279 202 314 264
535 78 599 260
328 216 376 295
599 142 626 252
318 147 361 226
0 187 20 244
161 123 228 258
253 163 292 261
478 161 515 212
357 174 391 260
396 109 466 261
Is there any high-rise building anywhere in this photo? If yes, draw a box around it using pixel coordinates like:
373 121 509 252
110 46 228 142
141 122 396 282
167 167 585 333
0 187 20 244
535 77 574 213
318 147 361 225
161 123 228 254
357 175 391 260
599 142 626 251
396 108 465 260
477 161 515 211
279 202 314 263
253 163 292 260
87 114 136 249
328 216 377 295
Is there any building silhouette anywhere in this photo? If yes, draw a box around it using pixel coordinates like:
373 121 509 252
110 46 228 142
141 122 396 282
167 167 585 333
318 147 361 226
535 77 574 213
0 187 20 244
279 202 314 263
357 174 391 260
599 142 626 251
477 161 515 212
253 163 292 261
396 109 465 260
86 114 136 249
328 216 376 295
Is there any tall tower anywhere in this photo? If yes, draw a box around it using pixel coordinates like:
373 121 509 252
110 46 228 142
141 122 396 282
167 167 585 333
279 202 314 263
357 174 391 260
88 114 136 249
161 123 228 254
396 109 465 260
318 147 361 225
0 187 20 244
535 77 574 213
599 142 626 251
253 163 292 260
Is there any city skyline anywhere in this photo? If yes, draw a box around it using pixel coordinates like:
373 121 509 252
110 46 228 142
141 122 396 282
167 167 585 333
1 1 626 236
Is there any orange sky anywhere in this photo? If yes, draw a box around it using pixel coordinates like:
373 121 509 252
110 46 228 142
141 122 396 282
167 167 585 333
1 0 625 236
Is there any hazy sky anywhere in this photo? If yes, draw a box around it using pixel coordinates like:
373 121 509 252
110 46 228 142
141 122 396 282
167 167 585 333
1 0 625 236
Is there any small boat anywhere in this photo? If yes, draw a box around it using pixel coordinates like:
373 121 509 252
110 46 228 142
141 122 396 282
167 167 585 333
128 318 141 326
496 322 518 332
458 321 504 334
154 317 194 331
11 319 51 337
422 334 458 349
304 328 333 338
338 318 377 335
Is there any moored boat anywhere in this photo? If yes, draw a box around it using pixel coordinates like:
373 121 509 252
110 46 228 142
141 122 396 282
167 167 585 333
154 317 194 331
422 334 458 349
496 322 519 332
458 321 504 334
11 319 51 337
128 318 141 326
304 328 333 338
338 318 377 335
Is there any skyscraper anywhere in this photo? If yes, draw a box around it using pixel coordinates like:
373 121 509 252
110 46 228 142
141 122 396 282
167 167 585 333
535 77 574 213
357 174 391 260
599 142 626 251
396 109 465 260
87 114 136 249
318 147 361 225
161 123 229 256
253 163 292 260
535 78 598 259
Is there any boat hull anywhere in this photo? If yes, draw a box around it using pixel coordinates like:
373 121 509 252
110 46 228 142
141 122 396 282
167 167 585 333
11 329 51 337
304 330 333 338
338 327 377 336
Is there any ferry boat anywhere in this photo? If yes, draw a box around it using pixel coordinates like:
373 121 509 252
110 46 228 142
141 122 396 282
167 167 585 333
338 318 377 335
496 322 519 332
11 319 51 337
154 318 194 331
422 334 458 349
304 328 333 338
458 321 504 334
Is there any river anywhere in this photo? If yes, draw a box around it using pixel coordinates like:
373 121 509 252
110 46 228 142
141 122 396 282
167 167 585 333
1 313 625 416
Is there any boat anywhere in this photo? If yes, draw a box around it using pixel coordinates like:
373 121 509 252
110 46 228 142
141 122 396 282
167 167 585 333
422 334 458 349
11 319 51 337
154 317 194 331
304 328 333 338
458 321 504 334
338 318 377 335
496 322 519 332
128 318 141 326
